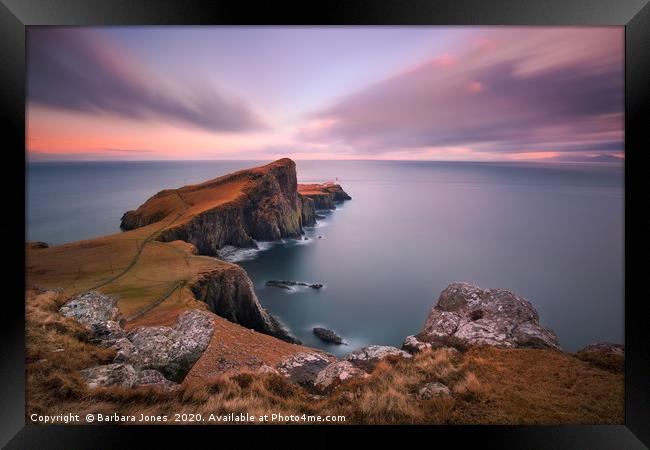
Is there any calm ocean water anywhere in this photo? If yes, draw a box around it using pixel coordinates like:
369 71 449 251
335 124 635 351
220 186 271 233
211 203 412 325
27 160 624 354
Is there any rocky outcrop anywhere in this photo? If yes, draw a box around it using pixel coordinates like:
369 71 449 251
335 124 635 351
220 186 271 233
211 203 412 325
298 183 352 211
190 266 299 344
313 327 345 345
60 291 214 385
420 282 560 349
276 352 332 388
314 361 367 392
344 345 412 371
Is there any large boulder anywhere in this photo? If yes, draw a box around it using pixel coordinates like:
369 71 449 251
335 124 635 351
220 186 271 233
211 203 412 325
344 345 411 372
276 352 331 387
314 361 367 392
125 310 215 382
59 291 124 328
420 283 560 349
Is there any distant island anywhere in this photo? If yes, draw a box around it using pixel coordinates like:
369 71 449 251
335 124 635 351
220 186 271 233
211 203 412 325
26 158 623 424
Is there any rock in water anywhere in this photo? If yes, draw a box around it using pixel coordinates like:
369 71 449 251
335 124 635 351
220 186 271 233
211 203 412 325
314 361 367 392
344 345 411 371
265 280 323 291
276 352 331 388
420 282 560 349
313 327 345 345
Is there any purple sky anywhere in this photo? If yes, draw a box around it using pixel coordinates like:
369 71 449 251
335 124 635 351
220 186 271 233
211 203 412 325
27 27 624 162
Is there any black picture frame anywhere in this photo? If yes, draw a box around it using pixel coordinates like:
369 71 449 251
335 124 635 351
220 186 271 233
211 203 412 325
2 0 648 447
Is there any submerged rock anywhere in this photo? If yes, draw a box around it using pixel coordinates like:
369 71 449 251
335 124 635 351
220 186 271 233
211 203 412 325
276 352 331 387
344 345 411 372
313 327 345 345
420 282 560 350
314 361 367 392
265 280 323 290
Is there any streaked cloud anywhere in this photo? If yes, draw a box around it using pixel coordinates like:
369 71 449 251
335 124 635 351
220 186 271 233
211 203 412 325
28 28 266 133
302 28 623 158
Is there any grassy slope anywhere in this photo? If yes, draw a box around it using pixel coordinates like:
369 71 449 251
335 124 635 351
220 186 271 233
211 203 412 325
26 288 622 424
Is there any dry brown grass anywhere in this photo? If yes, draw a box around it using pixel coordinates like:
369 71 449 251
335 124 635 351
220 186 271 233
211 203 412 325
26 288 623 425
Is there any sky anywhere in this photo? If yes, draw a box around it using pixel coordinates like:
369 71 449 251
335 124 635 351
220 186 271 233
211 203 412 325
27 26 624 162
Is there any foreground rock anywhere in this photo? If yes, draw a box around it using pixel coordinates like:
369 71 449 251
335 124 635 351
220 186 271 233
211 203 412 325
125 310 215 382
61 291 215 385
80 363 178 390
59 291 126 345
276 352 331 388
313 327 345 345
420 282 560 349
314 361 367 392
26 241 49 250
344 345 412 371
417 382 452 400
266 280 323 290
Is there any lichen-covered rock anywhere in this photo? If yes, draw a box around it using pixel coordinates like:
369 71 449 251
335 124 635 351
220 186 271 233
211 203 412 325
80 363 138 389
59 291 123 328
276 352 331 387
88 320 126 347
576 342 625 372
421 283 560 349
80 363 178 390
125 310 215 382
402 335 433 354
344 345 412 371
314 361 367 392
417 382 452 400
136 369 180 390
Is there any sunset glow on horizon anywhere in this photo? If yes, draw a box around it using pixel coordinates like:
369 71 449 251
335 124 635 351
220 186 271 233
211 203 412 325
27 27 624 163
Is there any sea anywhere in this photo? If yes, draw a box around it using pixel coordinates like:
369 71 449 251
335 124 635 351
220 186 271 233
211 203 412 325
27 160 624 355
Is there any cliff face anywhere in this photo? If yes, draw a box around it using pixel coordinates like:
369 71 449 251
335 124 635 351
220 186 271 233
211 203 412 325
121 159 306 257
190 265 299 343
